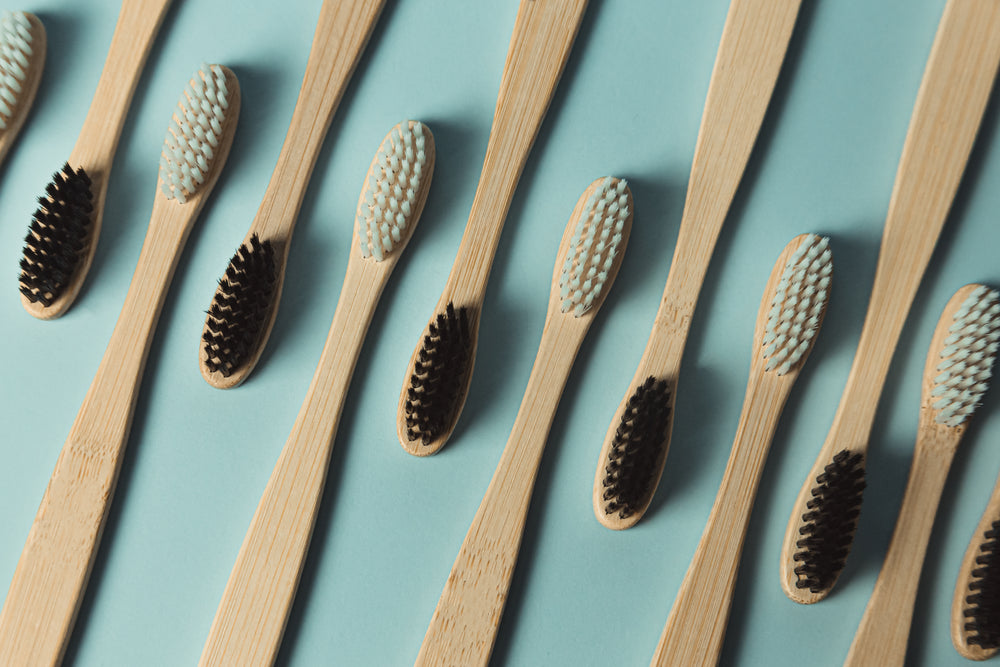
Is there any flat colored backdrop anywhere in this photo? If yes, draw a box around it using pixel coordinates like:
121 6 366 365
1 0 998 664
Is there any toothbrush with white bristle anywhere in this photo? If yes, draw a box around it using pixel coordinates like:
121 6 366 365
416 177 632 667
0 11 45 168
201 121 434 665
0 63 240 665
845 284 1000 667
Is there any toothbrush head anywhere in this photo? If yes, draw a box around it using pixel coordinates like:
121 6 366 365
0 11 44 132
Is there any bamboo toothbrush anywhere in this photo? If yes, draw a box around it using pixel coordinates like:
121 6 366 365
18 0 173 319
199 0 385 389
397 0 588 456
0 63 239 665
844 285 1000 667
0 11 45 169
651 234 832 667
416 177 632 666
592 0 803 530
201 121 434 665
953 450 1000 659
780 0 1000 604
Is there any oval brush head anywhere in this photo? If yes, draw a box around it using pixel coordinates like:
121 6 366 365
0 11 44 135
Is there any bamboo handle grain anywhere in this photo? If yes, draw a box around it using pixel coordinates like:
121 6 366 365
416 315 588 667
844 433 956 667
0 199 193 666
651 375 789 667
201 258 389 666
441 0 587 306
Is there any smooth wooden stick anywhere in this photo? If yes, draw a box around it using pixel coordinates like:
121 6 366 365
200 0 386 389
0 68 240 665
651 235 823 667
780 0 1000 604
22 0 173 319
593 0 802 529
397 0 588 455
0 13 46 169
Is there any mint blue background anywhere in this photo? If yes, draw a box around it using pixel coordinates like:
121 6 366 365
1 0 998 664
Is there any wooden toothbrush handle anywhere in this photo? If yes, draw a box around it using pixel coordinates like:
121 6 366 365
201 259 386 666
416 317 584 667
254 0 386 240
0 201 191 666
844 435 956 667
444 0 587 305
68 0 172 168
652 375 788 667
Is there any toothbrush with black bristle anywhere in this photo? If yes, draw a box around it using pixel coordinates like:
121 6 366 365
201 121 434 665
198 0 386 389
0 10 45 168
845 285 1000 667
779 0 1000 604
17 0 172 319
591 0 803 531
416 177 632 667
396 0 588 457
0 63 239 665
652 234 831 667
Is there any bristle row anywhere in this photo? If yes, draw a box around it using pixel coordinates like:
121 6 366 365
964 519 1000 649
358 122 427 261
559 176 628 316
404 303 472 446
18 164 94 306
792 449 866 593
202 234 277 377
932 286 1000 426
0 11 33 129
601 377 671 520
763 234 831 375
160 63 231 203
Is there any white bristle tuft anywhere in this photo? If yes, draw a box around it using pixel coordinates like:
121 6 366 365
931 286 1000 427
559 177 629 317
357 121 429 261
159 64 233 203
763 234 831 375
0 11 33 130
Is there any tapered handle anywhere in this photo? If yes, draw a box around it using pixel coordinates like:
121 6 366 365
844 436 956 667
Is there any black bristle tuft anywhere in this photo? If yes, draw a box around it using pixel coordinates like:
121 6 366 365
793 449 866 593
965 519 1000 649
202 234 277 377
404 303 473 446
18 163 94 306
601 376 672 520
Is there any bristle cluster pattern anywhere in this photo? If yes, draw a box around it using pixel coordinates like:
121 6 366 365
358 122 427 261
19 164 94 306
931 286 1000 427
560 177 628 317
160 63 231 203
601 377 671 520
793 449 866 593
964 518 1000 649
203 234 276 377
404 303 472 446
763 234 831 375
0 11 33 129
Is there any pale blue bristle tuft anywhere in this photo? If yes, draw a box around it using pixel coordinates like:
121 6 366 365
0 11 34 130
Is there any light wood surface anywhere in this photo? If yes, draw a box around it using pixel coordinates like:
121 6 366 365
200 123 434 666
780 0 1000 604
650 235 828 667
592 0 802 530
415 179 632 666
0 67 239 667
200 0 386 389
844 285 983 667
953 465 1000 660
21 0 173 320
397 0 588 456
0 13 46 169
